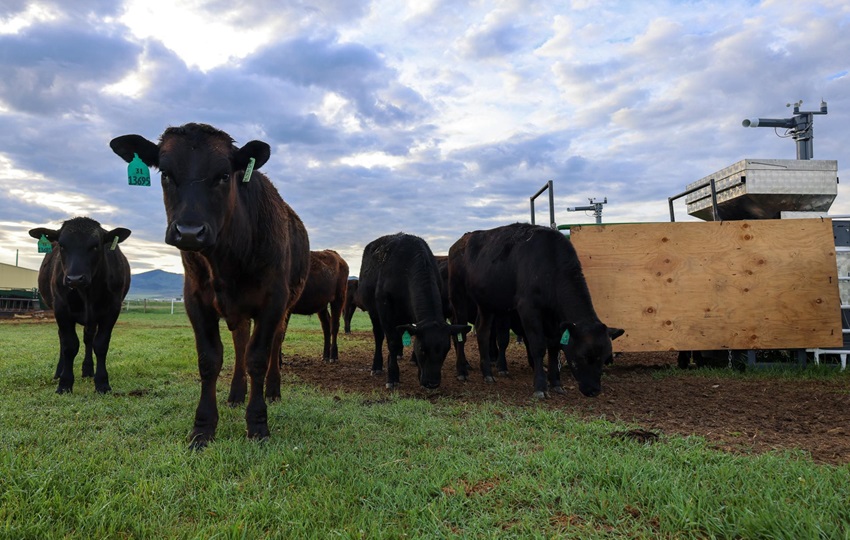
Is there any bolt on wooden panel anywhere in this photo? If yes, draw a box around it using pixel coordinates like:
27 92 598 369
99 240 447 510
569 219 842 352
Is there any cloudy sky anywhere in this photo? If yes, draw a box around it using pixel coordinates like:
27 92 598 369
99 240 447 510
2 0 849 276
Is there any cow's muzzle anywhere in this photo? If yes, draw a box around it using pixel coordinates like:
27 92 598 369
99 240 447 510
166 222 211 251
64 274 88 289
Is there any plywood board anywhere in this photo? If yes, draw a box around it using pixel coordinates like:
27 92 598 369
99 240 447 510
569 219 842 352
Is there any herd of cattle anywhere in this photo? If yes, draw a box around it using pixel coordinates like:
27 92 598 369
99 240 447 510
28 122 623 448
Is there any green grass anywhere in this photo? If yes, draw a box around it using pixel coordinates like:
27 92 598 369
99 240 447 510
0 312 848 538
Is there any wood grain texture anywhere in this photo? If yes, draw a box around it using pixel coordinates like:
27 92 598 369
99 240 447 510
569 219 842 352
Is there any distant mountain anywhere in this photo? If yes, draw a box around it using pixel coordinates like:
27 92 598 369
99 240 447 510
128 269 184 300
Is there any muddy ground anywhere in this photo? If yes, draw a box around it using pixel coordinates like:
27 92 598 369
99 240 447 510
282 331 850 466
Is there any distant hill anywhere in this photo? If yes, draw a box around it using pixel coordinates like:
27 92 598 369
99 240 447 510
128 269 184 300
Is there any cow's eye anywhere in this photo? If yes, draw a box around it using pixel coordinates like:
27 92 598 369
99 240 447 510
90 245 99 252
217 173 230 184
161 173 172 184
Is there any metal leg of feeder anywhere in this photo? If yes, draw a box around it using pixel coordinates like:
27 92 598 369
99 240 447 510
747 350 756 367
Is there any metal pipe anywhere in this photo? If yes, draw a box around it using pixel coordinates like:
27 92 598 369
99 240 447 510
529 180 555 228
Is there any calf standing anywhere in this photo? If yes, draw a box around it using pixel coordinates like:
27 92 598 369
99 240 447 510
110 123 309 448
29 217 131 394
357 233 470 389
285 249 349 362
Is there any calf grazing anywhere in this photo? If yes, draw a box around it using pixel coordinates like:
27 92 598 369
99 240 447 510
28 217 131 394
357 233 470 389
448 223 624 398
110 123 309 448
342 277 364 334
286 249 349 361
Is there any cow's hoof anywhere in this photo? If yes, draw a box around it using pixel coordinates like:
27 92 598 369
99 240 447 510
532 391 549 399
457 374 468 382
551 385 567 395
385 382 400 390
95 384 112 394
371 369 384 376
484 376 496 384
265 393 281 403
82 371 94 378
325 358 338 364
188 431 214 451
497 370 509 377
247 425 271 441
56 385 72 394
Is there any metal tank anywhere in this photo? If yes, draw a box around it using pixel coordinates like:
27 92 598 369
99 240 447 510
684 158 838 221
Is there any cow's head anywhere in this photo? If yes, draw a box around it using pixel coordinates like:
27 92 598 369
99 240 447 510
109 123 271 252
398 322 471 389
29 217 131 289
560 321 624 397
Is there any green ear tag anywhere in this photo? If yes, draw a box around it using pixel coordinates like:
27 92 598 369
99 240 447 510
457 333 464 343
128 153 151 187
37 235 52 254
110 236 119 251
560 328 571 346
242 157 255 183
402 331 411 347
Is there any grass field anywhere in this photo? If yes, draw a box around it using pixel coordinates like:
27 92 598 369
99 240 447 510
0 310 848 538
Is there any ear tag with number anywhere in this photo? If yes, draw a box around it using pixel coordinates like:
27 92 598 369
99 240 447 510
457 333 464 343
242 157 255 183
402 331 411 346
128 153 151 187
37 235 52 254
560 328 571 346
110 236 119 251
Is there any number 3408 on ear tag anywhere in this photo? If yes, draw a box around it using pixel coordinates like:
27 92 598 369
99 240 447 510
128 153 151 187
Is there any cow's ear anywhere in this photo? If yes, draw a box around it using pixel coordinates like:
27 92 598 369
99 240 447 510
396 324 417 336
235 140 271 170
103 228 132 245
448 324 472 336
608 327 625 341
29 227 58 242
109 135 159 167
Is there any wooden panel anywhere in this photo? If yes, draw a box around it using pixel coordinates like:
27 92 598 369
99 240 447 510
569 219 842 352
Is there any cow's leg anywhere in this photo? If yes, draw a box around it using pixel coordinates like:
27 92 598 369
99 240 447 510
55 317 78 394
81 324 95 377
186 303 223 450
475 310 496 384
265 318 285 402
369 311 385 375
329 294 343 361
318 307 333 362
343 303 354 334
515 305 547 397
385 331 403 389
246 307 286 439
547 343 566 394
494 316 510 376
227 319 249 405
91 313 119 393
452 331 469 381
450 304 471 381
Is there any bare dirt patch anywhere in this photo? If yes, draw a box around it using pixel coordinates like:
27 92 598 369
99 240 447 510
282 332 850 465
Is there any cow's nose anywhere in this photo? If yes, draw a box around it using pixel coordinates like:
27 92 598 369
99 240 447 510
64 274 87 288
175 223 207 243
421 380 440 390
170 223 209 250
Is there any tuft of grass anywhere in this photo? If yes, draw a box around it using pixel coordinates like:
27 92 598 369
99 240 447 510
0 312 848 538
